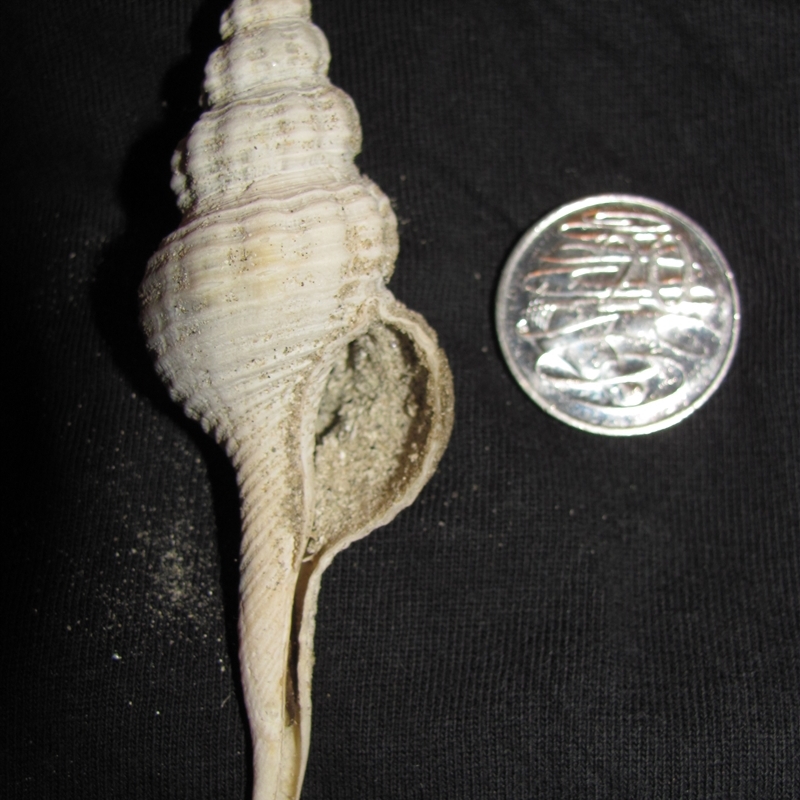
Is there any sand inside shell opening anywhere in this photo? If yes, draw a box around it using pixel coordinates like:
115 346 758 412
309 322 434 556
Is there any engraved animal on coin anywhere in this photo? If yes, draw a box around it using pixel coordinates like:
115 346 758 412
139 0 454 797
517 208 721 407
496 196 739 434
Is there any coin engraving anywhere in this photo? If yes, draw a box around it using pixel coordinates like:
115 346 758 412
496 196 740 435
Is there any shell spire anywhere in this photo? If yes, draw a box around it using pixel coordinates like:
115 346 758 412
140 0 454 798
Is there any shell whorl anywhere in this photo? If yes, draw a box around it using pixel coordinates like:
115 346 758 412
140 2 454 798
173 0 351 218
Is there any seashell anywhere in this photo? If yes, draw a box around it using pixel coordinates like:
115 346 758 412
139 0 454 797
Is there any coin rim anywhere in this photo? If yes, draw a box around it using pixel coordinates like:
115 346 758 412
495 194 741 436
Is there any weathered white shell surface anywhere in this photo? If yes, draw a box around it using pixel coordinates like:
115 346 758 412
140 0 454 797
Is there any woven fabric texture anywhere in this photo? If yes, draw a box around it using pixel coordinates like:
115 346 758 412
4 0 798 797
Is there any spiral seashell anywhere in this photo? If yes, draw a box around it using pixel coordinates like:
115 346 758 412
139 0 454 797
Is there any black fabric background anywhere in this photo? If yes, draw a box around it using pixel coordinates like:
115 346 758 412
4 1 798 797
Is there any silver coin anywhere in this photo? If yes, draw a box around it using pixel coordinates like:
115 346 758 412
496 195 741 435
